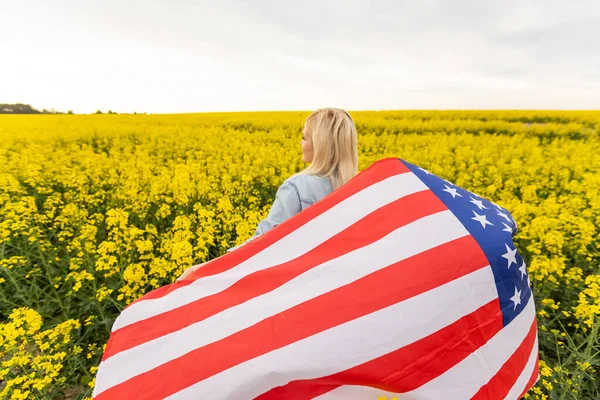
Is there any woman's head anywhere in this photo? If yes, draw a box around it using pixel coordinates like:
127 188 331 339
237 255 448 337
300 108 358 190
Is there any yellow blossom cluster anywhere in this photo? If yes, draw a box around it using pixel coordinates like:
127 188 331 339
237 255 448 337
0 308 81 399
0 110 599 398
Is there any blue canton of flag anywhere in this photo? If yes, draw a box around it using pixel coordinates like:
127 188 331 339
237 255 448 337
402 159 532 327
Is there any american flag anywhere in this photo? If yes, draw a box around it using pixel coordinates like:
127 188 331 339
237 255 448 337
93 157 539 400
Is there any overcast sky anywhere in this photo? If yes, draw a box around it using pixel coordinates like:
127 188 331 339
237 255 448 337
1 0 599 113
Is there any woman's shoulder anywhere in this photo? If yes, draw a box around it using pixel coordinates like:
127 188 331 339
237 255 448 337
285 173 331 188
284 173 333 205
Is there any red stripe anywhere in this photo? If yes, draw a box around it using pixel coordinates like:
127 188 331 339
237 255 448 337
518 354 540 400
123 157 408 307
256 300 503 400
471 319 538 399
95 235 490 400
104 190 445 359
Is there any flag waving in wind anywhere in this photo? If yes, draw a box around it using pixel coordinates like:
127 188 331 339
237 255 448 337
93 157 539 400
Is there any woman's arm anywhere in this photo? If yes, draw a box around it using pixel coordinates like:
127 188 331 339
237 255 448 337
176 260 212 282
226 179 302 253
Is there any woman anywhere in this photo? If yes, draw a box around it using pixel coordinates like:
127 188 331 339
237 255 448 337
176 108 358 281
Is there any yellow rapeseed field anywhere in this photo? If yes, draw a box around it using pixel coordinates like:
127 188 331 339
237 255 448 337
0 111 599 399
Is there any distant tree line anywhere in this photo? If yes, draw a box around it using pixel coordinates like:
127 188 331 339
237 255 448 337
0 103 74 114
0 103 146 115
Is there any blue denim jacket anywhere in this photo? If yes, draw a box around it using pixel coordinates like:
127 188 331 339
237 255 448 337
226 173 333 252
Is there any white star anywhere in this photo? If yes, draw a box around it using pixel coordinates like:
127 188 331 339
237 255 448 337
470 197 489 210
502 222 513 233
502 244 518 269
518 261 527 280
471 211 494 228
418 167 432 175
491 201 504 211
442 185 462 198
527 274 531 287
510 286 522 310
496 210 511 223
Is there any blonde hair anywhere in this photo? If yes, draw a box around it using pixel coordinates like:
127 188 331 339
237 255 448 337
300 108 359 190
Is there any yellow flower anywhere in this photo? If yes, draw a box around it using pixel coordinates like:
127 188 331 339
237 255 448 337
1 110 599 399
95 287 114 302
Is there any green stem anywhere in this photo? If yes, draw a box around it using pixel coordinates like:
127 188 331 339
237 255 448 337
85 253 113 334
0 250 29 306
0 288 23 309
36 242 68 319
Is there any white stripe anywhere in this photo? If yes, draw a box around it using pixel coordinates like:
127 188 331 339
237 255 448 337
399 294 536 399
505 337 539 400
166 267 498 399
315 297 536 400
94 210 471 396
112 172 427 332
